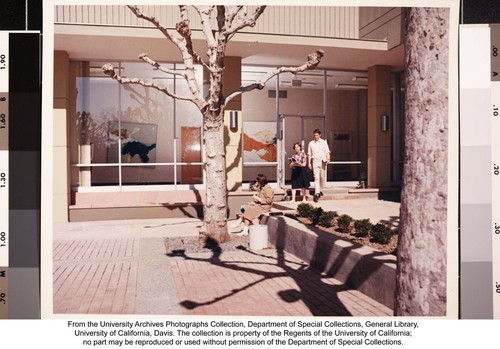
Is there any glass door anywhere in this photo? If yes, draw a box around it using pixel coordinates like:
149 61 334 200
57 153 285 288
277 114 325 188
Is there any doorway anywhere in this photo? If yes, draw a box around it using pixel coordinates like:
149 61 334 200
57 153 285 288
277 114 325 188
181 127 202 184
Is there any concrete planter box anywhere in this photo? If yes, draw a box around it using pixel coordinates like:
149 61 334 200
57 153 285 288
261 215 396 310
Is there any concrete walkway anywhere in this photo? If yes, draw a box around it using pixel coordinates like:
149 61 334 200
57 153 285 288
52 199 398 317
275 197 401 229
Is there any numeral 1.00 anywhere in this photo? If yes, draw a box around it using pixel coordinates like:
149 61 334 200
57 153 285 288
0 231 5 247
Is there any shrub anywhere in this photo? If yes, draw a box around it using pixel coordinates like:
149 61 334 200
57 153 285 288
318 211 337 228
370 223 393 244
336 214 353 233
296 202 314 218
309 207 324 226
354 219 372 237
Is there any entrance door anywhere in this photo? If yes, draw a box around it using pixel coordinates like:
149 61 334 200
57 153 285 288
277 115 325 188
181 127 202 184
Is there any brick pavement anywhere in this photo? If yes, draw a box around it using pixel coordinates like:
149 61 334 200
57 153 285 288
169 249 392 317
52 219 393 317
53 238 139 314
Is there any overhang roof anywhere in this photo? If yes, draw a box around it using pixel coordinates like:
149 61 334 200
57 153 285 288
55 24 404 72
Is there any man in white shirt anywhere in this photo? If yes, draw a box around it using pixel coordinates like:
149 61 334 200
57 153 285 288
307 129 331 202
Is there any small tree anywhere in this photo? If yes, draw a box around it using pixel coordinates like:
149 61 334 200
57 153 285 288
102 5 324 243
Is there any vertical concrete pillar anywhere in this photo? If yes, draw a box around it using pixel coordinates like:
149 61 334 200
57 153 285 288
53 51 70 222
204 57 243 191
367 65 391 187
223 57 242 191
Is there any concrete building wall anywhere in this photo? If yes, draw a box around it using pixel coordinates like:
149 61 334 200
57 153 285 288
359 7 407 49
54 5 359 40
53 51 71 222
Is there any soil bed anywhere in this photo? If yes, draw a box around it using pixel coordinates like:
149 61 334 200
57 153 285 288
163 216 397 256
293 215 398 255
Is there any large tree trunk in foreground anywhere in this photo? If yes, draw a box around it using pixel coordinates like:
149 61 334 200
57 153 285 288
395 7 449 316
202 115 230 243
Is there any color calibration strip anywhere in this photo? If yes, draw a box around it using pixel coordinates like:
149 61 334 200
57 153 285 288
491 24 500 318
0 0 42 319
6 31 42 319
0 31 8 319
460 23 500 319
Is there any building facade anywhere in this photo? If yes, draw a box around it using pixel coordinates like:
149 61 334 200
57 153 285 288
53 5 407 222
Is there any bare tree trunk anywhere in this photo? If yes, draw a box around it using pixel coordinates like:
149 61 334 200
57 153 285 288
395 7 449 316
202 114 230 243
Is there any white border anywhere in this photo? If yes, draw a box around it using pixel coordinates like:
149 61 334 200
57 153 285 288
41 0 460 323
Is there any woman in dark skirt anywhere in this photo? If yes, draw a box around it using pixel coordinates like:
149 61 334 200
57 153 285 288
289 142 310 202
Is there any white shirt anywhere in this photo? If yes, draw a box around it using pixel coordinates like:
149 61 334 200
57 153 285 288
307 138 330 162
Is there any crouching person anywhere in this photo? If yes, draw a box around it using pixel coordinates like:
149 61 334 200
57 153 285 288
231 174 274 235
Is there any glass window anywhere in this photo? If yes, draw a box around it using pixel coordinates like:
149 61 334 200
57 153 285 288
73 61 204 187
174 64 204 185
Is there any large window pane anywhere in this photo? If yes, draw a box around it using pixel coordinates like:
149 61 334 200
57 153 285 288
241 66 279 183
119 62 175 185
327 70 368 181
175 64 203 185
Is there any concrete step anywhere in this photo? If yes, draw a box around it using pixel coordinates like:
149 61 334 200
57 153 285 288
283 187 350 195
280 189 360 204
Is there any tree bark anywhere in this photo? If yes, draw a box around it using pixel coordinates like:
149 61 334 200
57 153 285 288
395 7 449 316
201 114 229 243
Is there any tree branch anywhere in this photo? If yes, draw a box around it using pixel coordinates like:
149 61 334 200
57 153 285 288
217 6 226 33
226 6 267 36
193 6 217 49
127 6 207 110
176 5 208 68
138 53 185 78
226 5 245 25
127 5 182 50
102 63 207 110
224 49 325 106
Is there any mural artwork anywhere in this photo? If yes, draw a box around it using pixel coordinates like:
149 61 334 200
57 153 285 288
107 121 157 164
243 121 277 163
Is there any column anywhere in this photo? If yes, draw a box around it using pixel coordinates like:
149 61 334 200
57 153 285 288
367 65 391 187
222 57 243 191
53 51 70 222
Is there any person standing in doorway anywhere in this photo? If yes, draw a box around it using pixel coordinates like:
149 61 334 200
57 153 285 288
289 142 310 202
307 129 331 202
